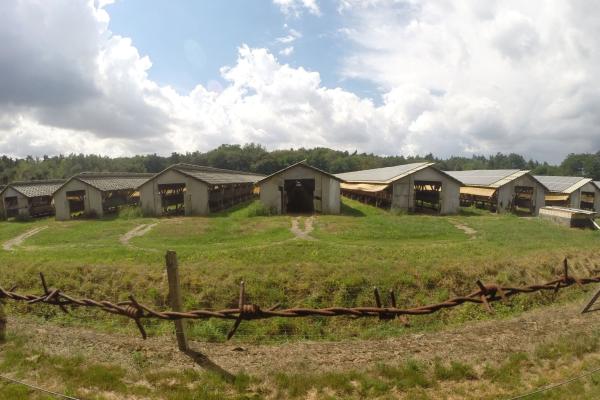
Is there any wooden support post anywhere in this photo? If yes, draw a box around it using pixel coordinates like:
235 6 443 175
166 250 189 352
0 300 6 343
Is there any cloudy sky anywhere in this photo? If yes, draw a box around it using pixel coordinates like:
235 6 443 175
0 0 599 162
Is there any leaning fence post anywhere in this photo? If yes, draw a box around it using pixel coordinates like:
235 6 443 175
0 300 6 343
166 250 189 352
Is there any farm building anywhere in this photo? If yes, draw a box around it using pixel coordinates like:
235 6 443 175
336 163 461 214
138 164 263 217
539 206 598 229
445 170 547 215
534 176 600 211
257 161 341 214
54 172 153 220
0 180 64 219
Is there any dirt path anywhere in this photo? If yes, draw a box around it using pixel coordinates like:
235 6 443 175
119 223 158 246
290 216 315 240
449 220 477 239
6 300 600 376
2 226 47 251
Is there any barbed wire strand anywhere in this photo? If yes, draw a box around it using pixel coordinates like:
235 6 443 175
0 258 596 340
505 364 600 400
0 374 82 400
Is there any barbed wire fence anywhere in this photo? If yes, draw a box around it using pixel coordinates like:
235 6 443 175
0 252 598 349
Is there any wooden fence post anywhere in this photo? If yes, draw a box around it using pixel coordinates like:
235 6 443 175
0 300 6 343
166 250 189 352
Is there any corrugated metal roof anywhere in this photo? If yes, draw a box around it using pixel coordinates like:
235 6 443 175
533 175 591 193
74 172 153 192
444 169 522 187
1 180 65 198
593 181 600 190
150 163 264 186
335 163 434 183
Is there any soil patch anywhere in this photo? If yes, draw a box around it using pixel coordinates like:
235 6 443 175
2 226 48 251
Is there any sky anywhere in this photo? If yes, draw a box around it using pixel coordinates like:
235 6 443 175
0 0 599 163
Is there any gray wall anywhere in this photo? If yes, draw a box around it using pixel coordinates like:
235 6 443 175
1 187 30 218
496 174 546 215
139 169 209 217
391 167 460 214
54 179 104 221
259 165 341 214
572 182 599 210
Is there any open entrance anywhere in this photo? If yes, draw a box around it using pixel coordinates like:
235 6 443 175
66 190 86 218
4 196 19 218
159 183 186 216
30 196 54 217
513 186 535 215
581 191 595 211
102 190 137 215
414 181 442 213
284 179 315 214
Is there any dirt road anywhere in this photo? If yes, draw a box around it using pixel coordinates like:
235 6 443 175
2 226 47 251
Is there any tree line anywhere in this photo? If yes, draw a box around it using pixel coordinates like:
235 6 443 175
1 144 599 184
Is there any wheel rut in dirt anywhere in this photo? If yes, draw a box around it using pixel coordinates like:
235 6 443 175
2 226 48 251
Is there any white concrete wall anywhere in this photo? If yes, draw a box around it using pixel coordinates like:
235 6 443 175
390 167 460 214
138 169 209 216
1 187 30 217
54 179 104 221
496 174 546 215
258 165 340 214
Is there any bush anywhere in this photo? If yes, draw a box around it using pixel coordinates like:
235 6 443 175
245 202 278 217
118 206 143 219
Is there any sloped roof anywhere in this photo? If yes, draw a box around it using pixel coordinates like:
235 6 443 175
595 181 600 190
257 160 341 185
336 162 461 185
445 169 524 187
533 175 592 194
1 179 65 198
56 172 153 194
144 163 264 187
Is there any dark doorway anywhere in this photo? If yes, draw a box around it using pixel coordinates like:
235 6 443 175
513 186 534 215
414 181 442 213
284 179 315 213
581 191 595 211
66 190 86 218
159 183 186 216
4 196 18 218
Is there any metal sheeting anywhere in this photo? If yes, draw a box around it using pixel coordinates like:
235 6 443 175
444 169 521 187
534 175 591 193
76 173 153 192
340 182 389 193
459 186 497 198
178 168 263 185
335 162 432 183
3 180 65 198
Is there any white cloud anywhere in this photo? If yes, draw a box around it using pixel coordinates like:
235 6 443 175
0 0 599 163
273 0 321 17
337 0 600 161
279 46 295 56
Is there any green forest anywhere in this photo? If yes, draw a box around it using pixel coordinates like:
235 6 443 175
1 143 600 184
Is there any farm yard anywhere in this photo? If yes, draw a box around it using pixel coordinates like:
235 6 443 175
1 198 600 399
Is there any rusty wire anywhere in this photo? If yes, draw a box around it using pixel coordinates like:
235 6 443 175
0 259 597 340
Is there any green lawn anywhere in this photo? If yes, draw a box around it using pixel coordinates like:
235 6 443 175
0 199 599 342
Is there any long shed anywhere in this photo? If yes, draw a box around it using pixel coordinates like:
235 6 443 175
139 164 264 217
257 161 341 214
534 176 600 211
445 170 547 215
1 180 65 219
54 172 153 220
337 163 461 214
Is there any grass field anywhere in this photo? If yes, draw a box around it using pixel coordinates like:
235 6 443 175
1 199 600 342
2 198 600 399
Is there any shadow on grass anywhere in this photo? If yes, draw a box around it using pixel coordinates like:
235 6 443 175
340 202 367 217
183 348 236 383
